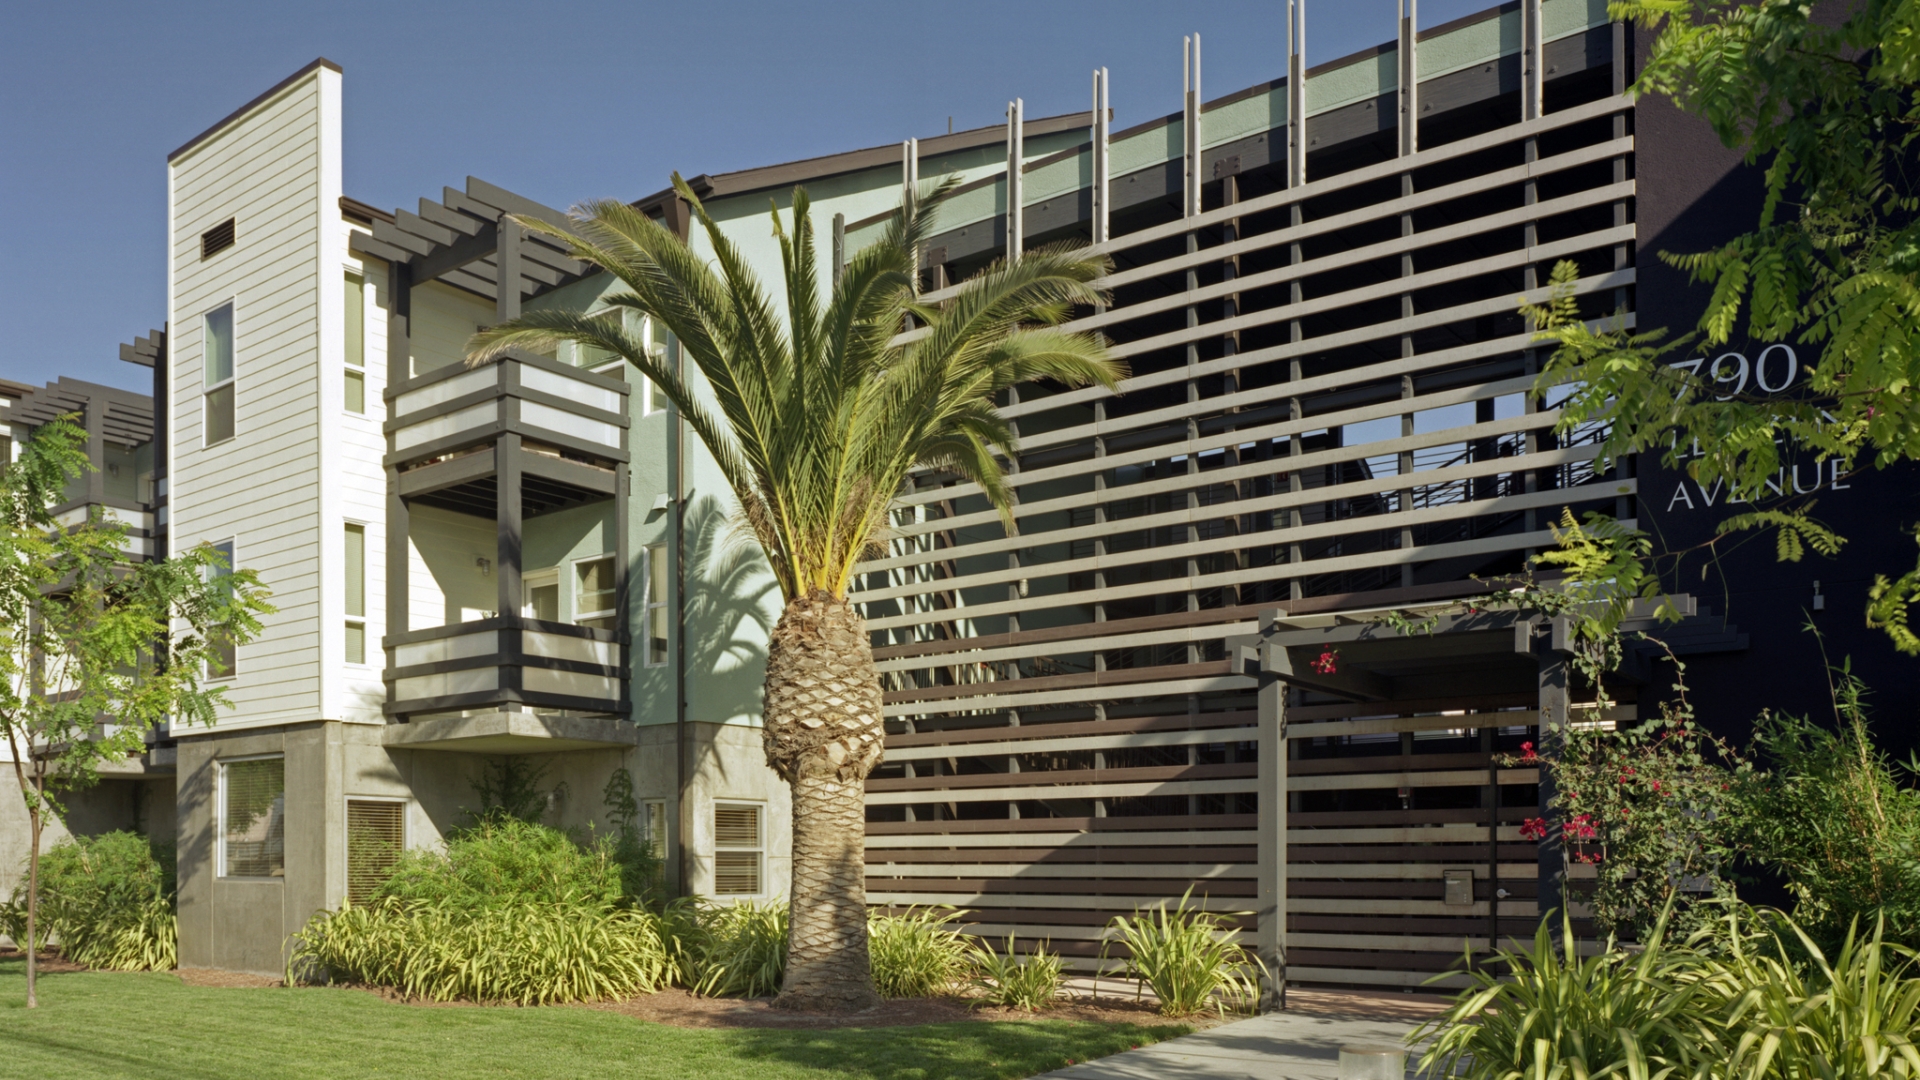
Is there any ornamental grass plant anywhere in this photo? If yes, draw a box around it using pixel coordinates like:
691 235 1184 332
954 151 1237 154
867 906 973 999
684 899 790 998
287 896 675 1005
969 936 1065 1012
2 831 177 971
1106 890 1261 1017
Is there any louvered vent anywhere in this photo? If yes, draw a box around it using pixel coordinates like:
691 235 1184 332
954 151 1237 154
346 799 404 904
713 803 762 896
201 217 236 259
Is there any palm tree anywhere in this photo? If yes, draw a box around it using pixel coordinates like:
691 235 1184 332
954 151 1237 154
469 175 1122 1011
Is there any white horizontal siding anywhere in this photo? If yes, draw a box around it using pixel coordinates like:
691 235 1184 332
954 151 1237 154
168 65 339 732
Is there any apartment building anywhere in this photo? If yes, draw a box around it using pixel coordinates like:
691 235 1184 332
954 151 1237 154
16 0 1911 988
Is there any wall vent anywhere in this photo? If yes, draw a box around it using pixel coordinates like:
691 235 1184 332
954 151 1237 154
201 218 236 259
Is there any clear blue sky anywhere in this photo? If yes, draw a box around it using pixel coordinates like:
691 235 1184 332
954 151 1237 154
1 0 1490 395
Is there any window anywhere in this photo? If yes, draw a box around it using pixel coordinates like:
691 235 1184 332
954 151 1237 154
204 303 235 445
639 317 668 415
643 800 668 856
344 272 366 414
201 217 236 259
346 799 404 903
644 543 669 666
574 555 616 630
221 757 285 878
344 523 366 664
712 802 763 896
576 308 624 372
524 568 559 623
207 539 237 678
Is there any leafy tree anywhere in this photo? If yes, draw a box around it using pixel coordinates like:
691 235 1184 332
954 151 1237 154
470 177 1120 1009
0 417 270 1006
1533 0 1920 645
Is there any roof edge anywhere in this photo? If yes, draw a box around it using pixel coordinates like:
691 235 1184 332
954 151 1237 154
168 58 341 164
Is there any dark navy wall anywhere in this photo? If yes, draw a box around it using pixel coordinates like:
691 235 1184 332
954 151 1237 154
1631 26 1920 755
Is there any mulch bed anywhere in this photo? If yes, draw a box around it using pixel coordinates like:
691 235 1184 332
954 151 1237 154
586 987 1192 1030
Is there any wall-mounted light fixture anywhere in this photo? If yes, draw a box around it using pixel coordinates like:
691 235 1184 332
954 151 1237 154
475 557 492 576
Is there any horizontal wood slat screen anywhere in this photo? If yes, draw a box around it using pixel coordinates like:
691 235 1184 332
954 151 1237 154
855 51 1632 987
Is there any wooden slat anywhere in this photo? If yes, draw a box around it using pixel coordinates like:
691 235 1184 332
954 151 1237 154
866 830 1262 849
1289 768 1538 792
866 813 1257 835
866 762 1254 793
866 846 1256 864
884 710 1254 749
868 777 1256 805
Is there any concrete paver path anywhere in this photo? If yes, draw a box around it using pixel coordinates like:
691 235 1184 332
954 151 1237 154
1038 989 1451 1080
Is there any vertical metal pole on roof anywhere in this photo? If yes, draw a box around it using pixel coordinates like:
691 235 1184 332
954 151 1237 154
1183 35 1202 218
1399 0 1418 156
1397 0 1418 589
1006 99 1024 261
1091 68 1110 244
831 213 845 286
496 216 523 322
1287 0 1306 187
1521 0 1545 553
903 138 920 292
1521 0 1544 122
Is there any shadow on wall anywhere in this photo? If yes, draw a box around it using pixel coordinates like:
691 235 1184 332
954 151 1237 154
682 493 779 731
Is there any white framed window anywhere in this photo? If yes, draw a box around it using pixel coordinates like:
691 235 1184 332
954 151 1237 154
711 802 763 897
346 797 405 903
207 538 238 679
344 271 367 415
578 308 624 371
220 756 286 879
643 799 668 856
203 301 236 446
344 523 367 664
643 543 669 666
640 316 667 416
523 568 560 624
573 554 616 630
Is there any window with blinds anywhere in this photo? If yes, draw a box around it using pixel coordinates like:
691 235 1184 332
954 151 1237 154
222 757 285 878
344 523 366 664
712 803 762 896
346 799 404 904
204 302 235 446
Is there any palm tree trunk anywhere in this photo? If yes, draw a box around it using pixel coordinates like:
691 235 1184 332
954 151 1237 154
762 590 884 1012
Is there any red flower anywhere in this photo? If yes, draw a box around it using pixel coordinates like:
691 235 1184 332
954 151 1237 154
1520 741 1539 762
1519 817 1548 841
1311 648 1339 675
1568 813 1598 841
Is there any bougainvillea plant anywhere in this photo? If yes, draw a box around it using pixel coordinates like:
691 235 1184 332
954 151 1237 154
1504 653 1750 941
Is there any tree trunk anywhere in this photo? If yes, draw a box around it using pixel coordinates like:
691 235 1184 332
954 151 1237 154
761 591 884 1012
24 797 39 1009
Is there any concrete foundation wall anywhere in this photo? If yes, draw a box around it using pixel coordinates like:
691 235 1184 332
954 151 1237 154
174 717 789 974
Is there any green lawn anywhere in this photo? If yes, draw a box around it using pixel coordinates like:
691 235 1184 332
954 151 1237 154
0 959 1187 1080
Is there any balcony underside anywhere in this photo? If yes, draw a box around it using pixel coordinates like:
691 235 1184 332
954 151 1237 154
399 445 616 518
382 710 641 754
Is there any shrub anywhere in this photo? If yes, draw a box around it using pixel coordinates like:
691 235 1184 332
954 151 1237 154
1734 676 1920 950
373 816 622 911
868 906 973 999
1415 908 1710 1079
969 935 1064 1011
685 899 789 997
1691 908 1920 1078
2 831 176 971
288 896 673 1005
1107 890 1261 1017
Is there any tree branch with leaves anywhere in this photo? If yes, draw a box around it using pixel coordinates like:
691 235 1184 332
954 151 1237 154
0 417 271 1006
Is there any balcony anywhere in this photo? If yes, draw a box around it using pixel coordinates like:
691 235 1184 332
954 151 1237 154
383 616 627 721
382 350 632 727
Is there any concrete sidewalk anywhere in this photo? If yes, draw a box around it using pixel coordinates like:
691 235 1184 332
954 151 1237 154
1037 989 1450 1080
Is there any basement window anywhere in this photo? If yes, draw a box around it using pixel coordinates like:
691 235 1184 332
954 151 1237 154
201 217 236 259
221 756 285 879
346 799 405 903
712 802 763 897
